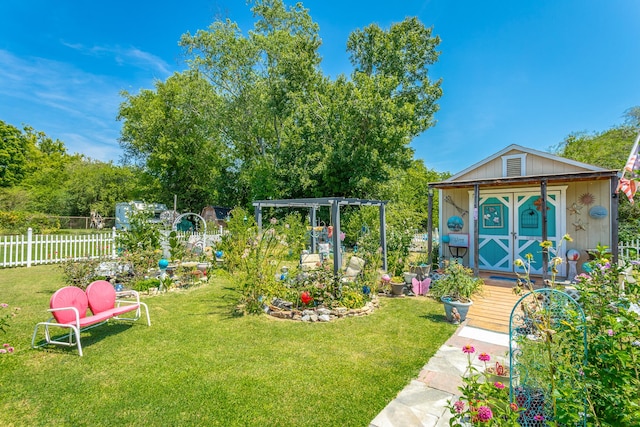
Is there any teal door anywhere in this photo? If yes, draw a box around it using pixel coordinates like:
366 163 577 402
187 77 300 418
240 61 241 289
478 195 513 271
515 192 560 275
477 191 563 274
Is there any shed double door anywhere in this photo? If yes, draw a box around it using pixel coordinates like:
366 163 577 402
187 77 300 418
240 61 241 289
472 190 565 275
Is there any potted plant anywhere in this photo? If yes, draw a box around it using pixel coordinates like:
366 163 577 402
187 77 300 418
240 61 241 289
430 259 483 322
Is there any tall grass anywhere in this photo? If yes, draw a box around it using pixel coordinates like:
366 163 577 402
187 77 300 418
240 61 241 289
0 265 455 426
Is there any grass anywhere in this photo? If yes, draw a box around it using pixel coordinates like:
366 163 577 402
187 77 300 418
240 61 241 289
0 265 456 426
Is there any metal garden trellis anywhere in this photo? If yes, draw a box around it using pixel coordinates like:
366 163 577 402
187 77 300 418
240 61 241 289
509 288 588 426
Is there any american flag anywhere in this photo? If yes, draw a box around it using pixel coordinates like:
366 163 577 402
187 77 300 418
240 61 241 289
619 132 640 204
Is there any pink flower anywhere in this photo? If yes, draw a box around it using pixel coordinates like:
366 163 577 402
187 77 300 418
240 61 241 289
607 329 614 336
510 403 518 411
478 352 490 362
2 343 8 347
462 344 475 354
494 381 505 389
534 414 544 421
0 349 6 354
453 400 465 413
0 303 8 308
477 405 493 422
7 346 13 353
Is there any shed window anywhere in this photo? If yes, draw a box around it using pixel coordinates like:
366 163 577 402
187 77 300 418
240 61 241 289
502 154 526 177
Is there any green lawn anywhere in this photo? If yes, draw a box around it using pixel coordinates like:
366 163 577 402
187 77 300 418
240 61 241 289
0 265 456 426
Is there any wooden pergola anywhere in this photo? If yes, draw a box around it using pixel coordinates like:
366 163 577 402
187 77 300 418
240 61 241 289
252 197 388 274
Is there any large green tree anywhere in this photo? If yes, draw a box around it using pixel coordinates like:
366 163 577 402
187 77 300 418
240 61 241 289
0 120 30 187
119 72 230 211
555 107 640 241
119 0 442 208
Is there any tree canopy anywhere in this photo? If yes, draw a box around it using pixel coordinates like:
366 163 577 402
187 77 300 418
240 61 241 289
118 0 443 208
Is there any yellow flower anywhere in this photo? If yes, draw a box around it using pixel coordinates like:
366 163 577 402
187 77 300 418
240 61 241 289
539 240 553 249
514 259 525 267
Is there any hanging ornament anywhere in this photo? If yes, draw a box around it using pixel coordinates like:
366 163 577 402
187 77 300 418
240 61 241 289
579 192 595 206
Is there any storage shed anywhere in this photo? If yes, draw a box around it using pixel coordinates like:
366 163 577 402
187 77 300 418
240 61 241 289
427 145 619 279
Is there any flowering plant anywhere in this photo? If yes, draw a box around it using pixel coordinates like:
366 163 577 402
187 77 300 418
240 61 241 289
449 345 521 426
1 302 20 355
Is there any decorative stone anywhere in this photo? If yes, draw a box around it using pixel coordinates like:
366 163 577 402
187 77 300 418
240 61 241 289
317 308 331 316
318 314 331 322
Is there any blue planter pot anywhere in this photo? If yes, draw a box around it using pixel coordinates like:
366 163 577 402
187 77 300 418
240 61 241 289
441 296 473 323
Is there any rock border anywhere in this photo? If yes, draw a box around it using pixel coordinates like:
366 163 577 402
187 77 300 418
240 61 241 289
266 298 380 322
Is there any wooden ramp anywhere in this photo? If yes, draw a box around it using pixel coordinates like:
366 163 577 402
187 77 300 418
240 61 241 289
465 274 524 334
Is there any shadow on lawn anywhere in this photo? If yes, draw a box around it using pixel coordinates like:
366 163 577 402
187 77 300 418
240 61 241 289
32 322 134 355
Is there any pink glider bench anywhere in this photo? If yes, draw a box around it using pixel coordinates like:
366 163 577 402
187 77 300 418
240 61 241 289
31 280 150 356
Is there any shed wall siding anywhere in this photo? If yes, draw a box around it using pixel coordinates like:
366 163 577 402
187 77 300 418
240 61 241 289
453 151 594 181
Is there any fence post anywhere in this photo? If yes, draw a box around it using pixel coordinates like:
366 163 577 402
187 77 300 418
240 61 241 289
26 227 33 268
112 227 117 259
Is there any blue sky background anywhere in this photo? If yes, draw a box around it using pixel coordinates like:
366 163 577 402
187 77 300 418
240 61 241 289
1 0 638 173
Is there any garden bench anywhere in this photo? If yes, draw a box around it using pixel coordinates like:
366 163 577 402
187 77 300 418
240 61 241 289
31 280 150 356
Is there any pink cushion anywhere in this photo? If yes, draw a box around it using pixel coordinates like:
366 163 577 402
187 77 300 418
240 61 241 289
77 312 113 327
101 305 139 318
86 280 116 314
50 287 88 324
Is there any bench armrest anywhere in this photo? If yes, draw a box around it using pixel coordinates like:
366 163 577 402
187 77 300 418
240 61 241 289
116 290 141 304
48 306 81 325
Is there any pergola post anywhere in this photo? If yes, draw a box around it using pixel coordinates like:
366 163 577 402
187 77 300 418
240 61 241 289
380 203 388 271
255 204 262 231
310 206 317 253
331 201 342 274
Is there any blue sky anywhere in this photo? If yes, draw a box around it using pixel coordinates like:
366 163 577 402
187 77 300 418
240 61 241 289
1 1 639 173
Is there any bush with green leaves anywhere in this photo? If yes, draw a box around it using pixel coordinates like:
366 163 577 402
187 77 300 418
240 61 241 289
60 257 105 289
0 210 60 234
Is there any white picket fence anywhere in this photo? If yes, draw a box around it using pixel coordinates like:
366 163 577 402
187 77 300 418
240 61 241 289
0 228 226 268
0 228 118 268
619 239 640 261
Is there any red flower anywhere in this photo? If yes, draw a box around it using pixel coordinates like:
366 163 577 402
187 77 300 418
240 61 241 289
301 291 313 305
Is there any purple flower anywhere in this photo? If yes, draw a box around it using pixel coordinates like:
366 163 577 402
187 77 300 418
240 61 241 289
477 405 493 421
534 414 545 421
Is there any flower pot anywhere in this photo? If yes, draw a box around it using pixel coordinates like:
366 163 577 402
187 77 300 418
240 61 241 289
391 282 405 296
441 296 473 322
403 272 417 284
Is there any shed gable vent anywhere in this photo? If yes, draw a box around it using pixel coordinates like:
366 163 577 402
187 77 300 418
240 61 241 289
502 154 526 177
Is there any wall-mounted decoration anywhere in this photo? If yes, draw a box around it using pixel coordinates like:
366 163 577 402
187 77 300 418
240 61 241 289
444 195 469 217
448 233 469 248
567 203 583 216
447 216 464 231
572 218 586 232
589 205 607 219
442 235 450 243
533 197 550 211
482 204 503 228
579 192 595 205
520 206 539 228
